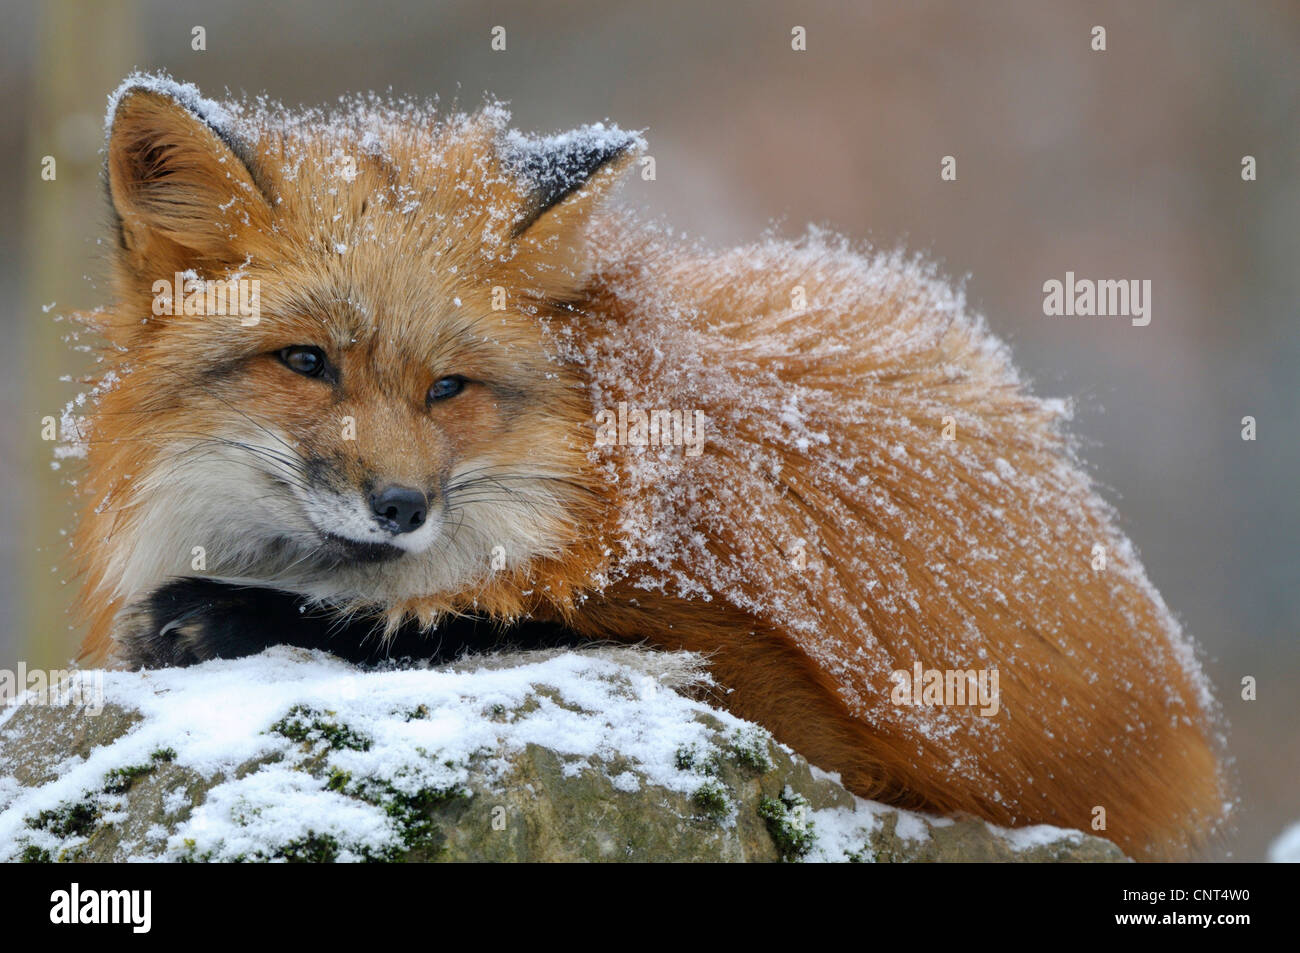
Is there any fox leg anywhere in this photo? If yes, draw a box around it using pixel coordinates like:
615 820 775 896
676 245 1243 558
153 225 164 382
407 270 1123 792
110 579 360 668
111 578 583 669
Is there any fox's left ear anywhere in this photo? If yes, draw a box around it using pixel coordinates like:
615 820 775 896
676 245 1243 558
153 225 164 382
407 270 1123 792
504 125 643 242
106 80 273 273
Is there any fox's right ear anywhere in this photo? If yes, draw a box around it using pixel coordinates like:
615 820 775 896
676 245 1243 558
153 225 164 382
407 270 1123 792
106 83 272 273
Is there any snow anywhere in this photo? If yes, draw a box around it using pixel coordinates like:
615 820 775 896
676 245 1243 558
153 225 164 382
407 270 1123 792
104 72 235 138
56 370 118 461
501 122 646 208
996 822 1085 851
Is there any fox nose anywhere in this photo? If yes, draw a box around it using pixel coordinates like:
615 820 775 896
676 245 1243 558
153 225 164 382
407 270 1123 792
369 485 427 534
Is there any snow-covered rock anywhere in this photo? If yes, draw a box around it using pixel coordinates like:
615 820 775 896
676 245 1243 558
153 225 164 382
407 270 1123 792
0 646 1125 863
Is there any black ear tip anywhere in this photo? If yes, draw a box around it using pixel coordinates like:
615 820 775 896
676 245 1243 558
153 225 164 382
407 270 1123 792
511 124 643 186
505 123 645 233
105 71 232 139
104 72 273 216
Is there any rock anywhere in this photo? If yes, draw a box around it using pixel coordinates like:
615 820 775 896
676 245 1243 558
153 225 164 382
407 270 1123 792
0 646 1126 863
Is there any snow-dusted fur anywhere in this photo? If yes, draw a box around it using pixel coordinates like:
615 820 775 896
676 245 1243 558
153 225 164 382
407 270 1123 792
71 74 1228 860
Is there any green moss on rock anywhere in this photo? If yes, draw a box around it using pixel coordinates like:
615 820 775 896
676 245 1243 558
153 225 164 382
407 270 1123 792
271 705 371 751
674 743 722 776
759 791 816 861
729 728 774 774
103 763 155 795
27 801 100 839
269 833 341 863
691 780 730 821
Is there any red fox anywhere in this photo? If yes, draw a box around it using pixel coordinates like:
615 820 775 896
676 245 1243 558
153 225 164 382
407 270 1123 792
70 74 1228 860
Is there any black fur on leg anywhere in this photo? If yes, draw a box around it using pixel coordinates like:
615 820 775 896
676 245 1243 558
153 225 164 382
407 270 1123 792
114 577 585 670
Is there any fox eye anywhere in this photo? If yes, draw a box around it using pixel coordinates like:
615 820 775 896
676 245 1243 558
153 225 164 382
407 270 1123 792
428 375 467 403
278 346 328 378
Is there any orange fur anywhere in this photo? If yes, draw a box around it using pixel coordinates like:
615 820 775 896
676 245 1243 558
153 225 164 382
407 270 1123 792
70 78 1228 860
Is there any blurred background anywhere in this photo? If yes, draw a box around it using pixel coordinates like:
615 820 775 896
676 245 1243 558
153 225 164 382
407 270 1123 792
0 0 1295 860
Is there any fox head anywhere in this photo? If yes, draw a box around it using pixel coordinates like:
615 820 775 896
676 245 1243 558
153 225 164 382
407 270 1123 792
75 76 641 653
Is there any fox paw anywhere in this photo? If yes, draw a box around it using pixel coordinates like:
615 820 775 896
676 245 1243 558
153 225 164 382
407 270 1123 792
110 578 302 669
